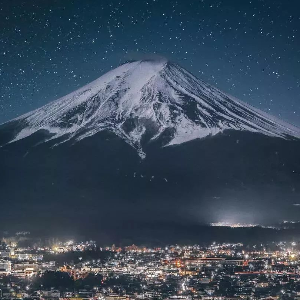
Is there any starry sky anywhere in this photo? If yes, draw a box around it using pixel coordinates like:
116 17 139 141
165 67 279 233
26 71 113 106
0 0 299 126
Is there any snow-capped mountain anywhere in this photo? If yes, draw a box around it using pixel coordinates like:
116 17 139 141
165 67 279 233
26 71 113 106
4 59 300 157
1 59 300 238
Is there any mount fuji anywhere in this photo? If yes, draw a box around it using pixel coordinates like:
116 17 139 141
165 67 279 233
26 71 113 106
1 59 299 156
0 60 300 242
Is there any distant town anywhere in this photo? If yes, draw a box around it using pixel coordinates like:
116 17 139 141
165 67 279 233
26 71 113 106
1 232 300 300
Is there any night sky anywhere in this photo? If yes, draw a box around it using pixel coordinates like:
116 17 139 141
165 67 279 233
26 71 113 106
0 0 299 126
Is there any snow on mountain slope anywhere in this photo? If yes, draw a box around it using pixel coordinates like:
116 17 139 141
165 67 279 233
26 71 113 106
4 59 300 157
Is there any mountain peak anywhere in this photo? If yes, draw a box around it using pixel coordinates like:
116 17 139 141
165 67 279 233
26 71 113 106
123 57 169 65
3 60 300 158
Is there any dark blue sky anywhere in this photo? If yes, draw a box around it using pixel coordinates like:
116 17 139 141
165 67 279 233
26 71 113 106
0 0 299 126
